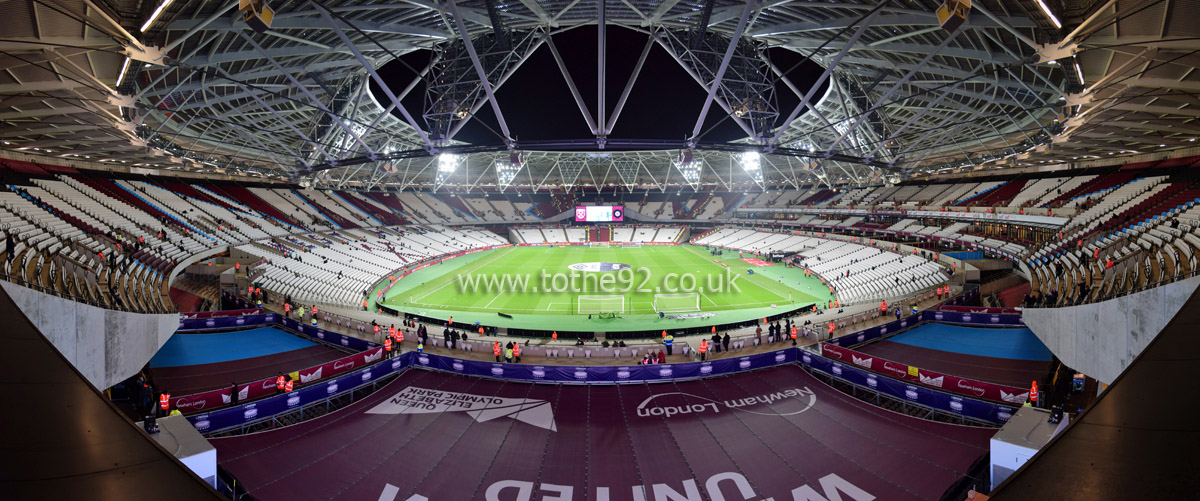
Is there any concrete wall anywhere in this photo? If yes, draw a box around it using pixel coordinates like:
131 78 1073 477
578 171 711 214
2 281 178 390
170 245 229 283
1023 275 1200 384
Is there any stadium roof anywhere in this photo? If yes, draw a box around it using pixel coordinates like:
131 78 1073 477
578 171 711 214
0 0 1197 190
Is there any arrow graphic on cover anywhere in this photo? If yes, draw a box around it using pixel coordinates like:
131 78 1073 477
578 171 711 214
365 386 557 432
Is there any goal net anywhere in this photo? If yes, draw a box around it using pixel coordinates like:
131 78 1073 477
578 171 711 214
654 293 700 313
578 295 625 314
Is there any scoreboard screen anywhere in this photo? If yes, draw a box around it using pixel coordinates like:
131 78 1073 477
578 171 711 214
575 206 624 222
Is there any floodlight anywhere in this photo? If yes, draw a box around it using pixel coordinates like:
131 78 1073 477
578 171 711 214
739 151 761 171
1034 0 1062 29
438 153 458 172
115 56 131 87
140 0 176 32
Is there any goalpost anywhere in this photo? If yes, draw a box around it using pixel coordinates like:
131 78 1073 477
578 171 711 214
578 295 625 314
654 293 701 313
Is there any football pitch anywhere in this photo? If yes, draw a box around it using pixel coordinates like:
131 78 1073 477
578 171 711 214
380 245 833 331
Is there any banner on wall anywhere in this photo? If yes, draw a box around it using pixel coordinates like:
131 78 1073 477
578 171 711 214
799 351 1015 424
189 355 410 433
170 347 386 413
184 346 1014 434
819 343 1029 404
185 349 799 432
178 314 381 352
733 206 1068 226
408 348 797 384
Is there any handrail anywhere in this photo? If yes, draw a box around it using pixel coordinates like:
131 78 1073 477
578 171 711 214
1029 266 1200 308
1 271 174 314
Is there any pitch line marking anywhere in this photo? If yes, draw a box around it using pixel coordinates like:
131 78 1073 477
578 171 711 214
410 246 511 302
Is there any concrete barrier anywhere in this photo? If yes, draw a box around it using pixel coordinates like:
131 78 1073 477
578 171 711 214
1023 275 1200 384
2 281 178 390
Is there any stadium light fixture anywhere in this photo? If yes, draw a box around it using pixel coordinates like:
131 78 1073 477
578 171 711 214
739 151 761 171
140 0 176 32
115 56 131 87
1074 60 1085 86
672 150 701 188
496 152 524 188
437 153 459 173
738 151 763 186
435 153 462 187
1034 0 1062 29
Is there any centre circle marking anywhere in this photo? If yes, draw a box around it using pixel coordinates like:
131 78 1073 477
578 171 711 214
568 262 632 272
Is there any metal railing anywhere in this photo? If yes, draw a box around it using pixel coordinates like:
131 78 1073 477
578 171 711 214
1030 267 1200 308
1 270 174 314
202 370 402 438
805 365 1000 428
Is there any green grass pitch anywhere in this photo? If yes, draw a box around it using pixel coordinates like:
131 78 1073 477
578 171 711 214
382 245 832 320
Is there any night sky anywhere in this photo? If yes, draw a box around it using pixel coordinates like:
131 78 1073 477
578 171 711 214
371 25 826 147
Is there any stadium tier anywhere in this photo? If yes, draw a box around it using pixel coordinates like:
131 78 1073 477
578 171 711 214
237 225 506 306
694 228 949 304
2 155 1200 316
4 5 1200 497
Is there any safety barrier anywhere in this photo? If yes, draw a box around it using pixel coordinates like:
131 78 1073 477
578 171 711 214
818 343 1030 404
179 308 262 319
188 348 795 433
414 346 795 383
170 313 383 413
935 305 1022 314
169 347 385 414
923 309 1024 326
177 313 379 353
175 297 1027 430
800 350 1018 425
186 343 1024 434
825 310 1024 349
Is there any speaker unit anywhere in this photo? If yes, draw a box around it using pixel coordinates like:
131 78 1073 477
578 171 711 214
239 0 275 33
936 0 970 32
